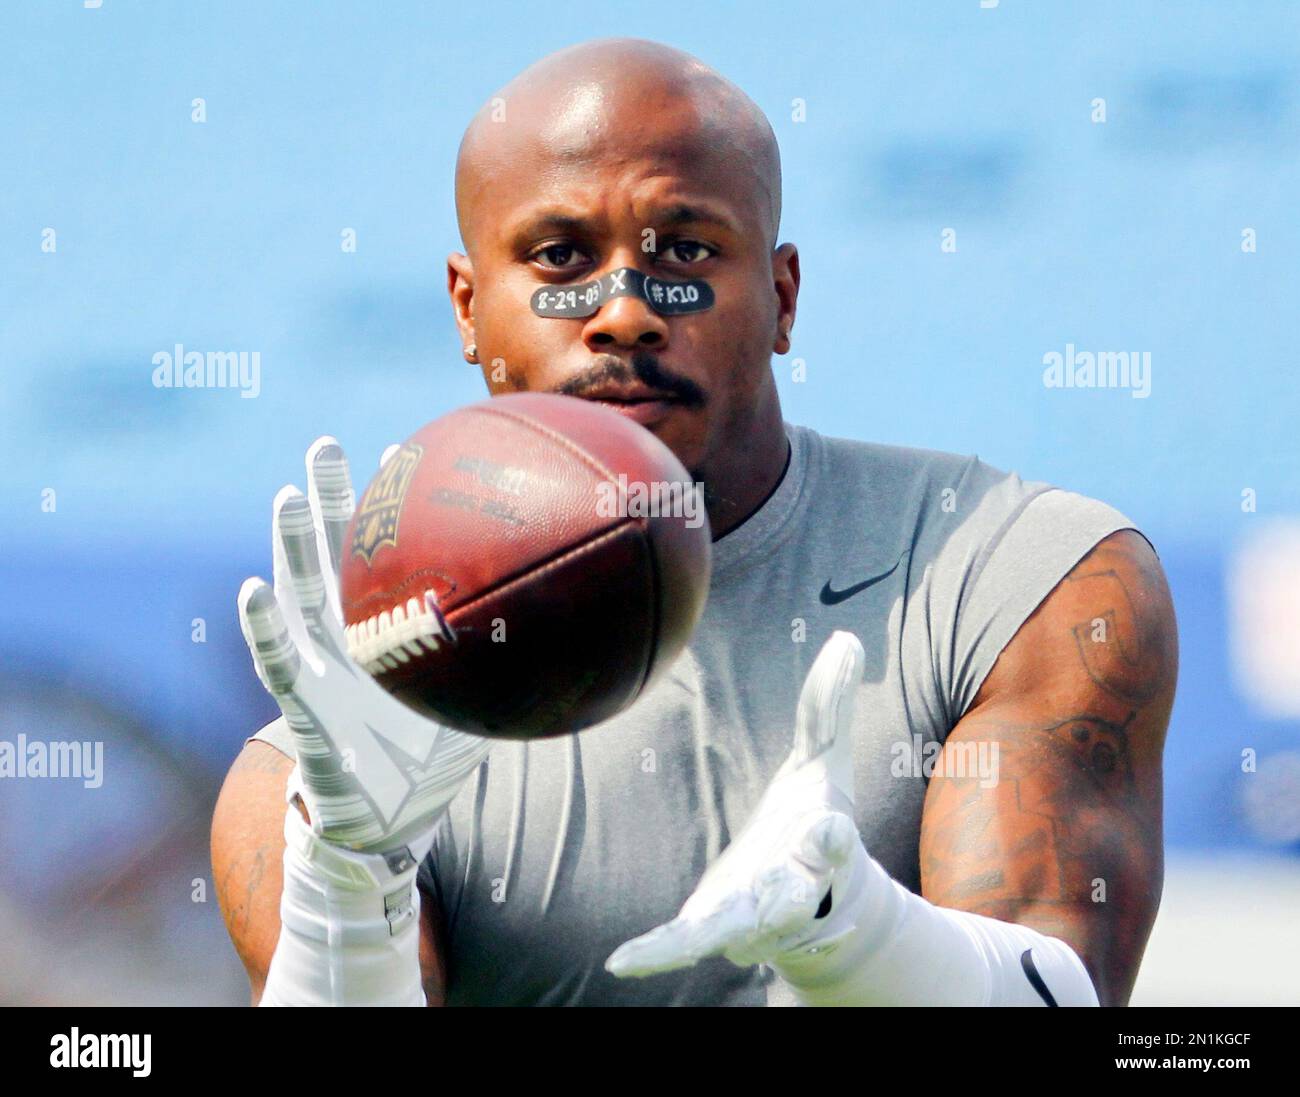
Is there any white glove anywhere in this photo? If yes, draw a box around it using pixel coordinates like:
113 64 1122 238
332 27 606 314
238 438 490 1006
237 437 489 857
606 631 869 978
606 630 1100 1007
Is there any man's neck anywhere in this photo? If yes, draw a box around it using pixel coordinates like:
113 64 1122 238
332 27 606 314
700 400 790 540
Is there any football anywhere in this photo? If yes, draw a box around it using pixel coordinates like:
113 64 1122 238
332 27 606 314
339 392 712 739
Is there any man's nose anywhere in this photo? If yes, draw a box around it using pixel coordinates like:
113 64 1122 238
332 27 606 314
582 291 670 351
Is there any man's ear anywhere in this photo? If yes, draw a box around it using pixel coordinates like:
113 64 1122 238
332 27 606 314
772 243 800 355
446 251 476 352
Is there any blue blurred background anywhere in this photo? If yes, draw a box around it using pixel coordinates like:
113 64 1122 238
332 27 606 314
1 0 1296 1004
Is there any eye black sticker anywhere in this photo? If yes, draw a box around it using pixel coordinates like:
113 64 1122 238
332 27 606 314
530 267 714 318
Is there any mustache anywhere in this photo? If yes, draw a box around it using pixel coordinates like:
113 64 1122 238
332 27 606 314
552 351 706 409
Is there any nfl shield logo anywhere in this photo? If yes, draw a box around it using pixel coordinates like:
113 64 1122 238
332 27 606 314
352 443 424 564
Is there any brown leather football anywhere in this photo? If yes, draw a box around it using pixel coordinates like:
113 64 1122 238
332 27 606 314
339 392 712 739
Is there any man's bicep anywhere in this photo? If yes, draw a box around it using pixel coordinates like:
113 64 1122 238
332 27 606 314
918 529 1177 1005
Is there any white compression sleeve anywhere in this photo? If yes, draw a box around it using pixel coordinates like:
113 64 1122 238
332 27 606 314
773 849 1099 1007
259 805 429 1007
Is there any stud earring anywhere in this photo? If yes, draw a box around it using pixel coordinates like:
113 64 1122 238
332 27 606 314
464 343 478 363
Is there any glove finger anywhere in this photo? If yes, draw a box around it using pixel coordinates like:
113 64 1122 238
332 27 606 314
274 486 352 668
789 630 865 796
791 811 860 877
754 863 822 939
608 891 756 977
269 484 313 657
305 437 354 608
676 890 759 962
237 577 302 697
793 630 865 757
605 917 702 978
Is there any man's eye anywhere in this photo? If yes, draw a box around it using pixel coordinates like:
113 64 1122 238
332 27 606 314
664 240 714 264
534 244 584 268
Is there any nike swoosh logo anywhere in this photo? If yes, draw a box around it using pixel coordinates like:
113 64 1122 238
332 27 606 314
1020 948 1059 1007
819 551 908 606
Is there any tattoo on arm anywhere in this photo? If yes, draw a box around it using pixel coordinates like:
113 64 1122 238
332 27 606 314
216 843 271 938
212 742 294 996
921 531 1176 1005
1067 541 1173 706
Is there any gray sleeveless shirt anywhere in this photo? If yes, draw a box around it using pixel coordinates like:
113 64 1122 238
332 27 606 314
250 421 1135 1005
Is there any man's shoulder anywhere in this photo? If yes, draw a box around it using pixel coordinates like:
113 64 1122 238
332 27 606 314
795 422 1029 491
787 422 1138 579
790 422 1055 528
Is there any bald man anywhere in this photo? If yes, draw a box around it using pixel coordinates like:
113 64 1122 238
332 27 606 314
212 38 1176 1007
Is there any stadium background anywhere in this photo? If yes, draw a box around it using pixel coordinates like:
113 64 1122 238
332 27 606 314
1 1 1296 1004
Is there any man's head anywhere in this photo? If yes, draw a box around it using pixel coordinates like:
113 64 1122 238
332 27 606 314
448 38 797 486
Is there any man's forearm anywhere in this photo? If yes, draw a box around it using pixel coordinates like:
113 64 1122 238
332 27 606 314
774 847 1099 1007
260 804 426 1007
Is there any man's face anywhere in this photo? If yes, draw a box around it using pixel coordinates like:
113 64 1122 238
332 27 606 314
450 91 792 478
